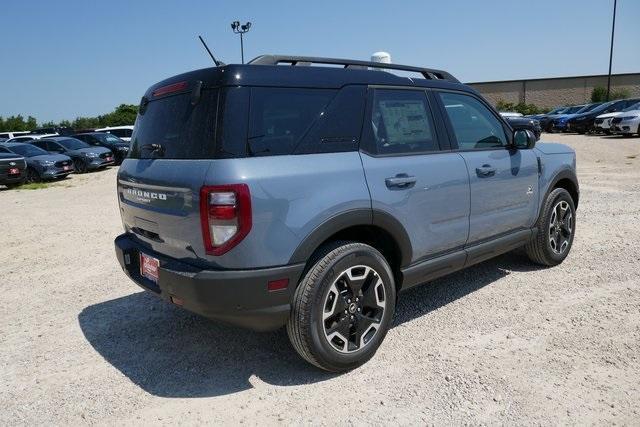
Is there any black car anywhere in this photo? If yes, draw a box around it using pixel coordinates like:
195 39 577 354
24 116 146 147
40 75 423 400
2 142 74 182
504 116 542 140
0 146 27 187
73 132 130 165
31 137 114 173
567 98 640 134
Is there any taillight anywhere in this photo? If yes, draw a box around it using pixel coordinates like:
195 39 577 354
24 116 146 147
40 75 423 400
200 184 252 256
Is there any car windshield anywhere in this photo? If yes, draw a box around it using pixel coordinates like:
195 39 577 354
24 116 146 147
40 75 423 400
576 104 599 113
563 106 583 114
58 138 90 150
7 144 48 157
97 134 126 145
549 107 566 114
623 102 640 112
587 101 615 114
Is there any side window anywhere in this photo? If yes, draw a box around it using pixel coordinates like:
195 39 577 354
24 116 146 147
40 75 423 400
368 89 438 155
47 141 62 151
248 88 336 156
438 92 508 150
295 85 366 154
32 140 46 150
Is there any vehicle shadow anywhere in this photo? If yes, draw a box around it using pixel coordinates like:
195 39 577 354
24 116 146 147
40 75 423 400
78 251 542 398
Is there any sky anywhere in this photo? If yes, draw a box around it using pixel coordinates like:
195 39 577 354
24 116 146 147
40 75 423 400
1 0 639 123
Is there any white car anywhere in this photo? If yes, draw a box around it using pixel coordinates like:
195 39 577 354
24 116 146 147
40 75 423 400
5 134 58 143
94 125 134 142
0 131 30 139
610 110 640 136
499 112 523 118
594 100 640 133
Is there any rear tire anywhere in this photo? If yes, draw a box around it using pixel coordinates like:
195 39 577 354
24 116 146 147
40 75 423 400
287 242 396 372
526 188 576 266
25 167 40 183
74 158 88 173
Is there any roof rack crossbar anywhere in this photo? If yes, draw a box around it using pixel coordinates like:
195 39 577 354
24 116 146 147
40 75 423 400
248 55 459 83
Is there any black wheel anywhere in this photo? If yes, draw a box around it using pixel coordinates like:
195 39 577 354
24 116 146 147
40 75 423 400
287 242 396 372
526 188 576 266
74 158 88 173
25 167 40 183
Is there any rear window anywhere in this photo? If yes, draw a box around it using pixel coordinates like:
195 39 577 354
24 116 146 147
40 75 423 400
247 88 336 156
129 89 219 159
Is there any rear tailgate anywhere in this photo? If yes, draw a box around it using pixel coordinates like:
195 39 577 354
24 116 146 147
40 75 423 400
117 74 221 263
117 160 211 262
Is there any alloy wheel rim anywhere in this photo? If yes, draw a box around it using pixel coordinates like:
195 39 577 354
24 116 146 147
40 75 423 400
322 265 386 354
549 200 573 254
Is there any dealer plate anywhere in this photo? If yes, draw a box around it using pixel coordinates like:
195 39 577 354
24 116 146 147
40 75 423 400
140 252 159 283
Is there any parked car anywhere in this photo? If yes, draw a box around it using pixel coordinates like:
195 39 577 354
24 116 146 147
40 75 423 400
95 125 134 142
2 142 74 182
6 134 58 143
73 132 130 165
0 131 30 140
31 137 114 173
526 106 568 132
551 103 601 132
499 112 523 118
566 99 640 134
0 146 27 187
114 54 579 372
610 110 640 136
30 127 70 135
503 116 542 140
594 100 640 134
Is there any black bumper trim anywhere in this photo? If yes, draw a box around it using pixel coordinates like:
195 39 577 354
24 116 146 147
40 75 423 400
114 233 305 331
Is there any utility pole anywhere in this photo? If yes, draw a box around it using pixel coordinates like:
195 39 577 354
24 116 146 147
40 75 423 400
606 0 617 101
231 21 252 64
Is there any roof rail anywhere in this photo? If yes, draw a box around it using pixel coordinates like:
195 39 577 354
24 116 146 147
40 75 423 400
248 55 460 83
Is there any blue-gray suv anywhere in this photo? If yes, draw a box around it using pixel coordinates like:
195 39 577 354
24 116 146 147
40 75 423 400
114 55 579 372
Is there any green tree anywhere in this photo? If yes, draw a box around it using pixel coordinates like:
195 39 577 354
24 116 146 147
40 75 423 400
591 86 607 102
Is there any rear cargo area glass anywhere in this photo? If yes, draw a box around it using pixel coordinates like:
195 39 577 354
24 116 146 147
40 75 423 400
129 89 219 159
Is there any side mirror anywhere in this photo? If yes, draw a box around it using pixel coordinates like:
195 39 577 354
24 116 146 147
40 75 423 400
513 129 536 149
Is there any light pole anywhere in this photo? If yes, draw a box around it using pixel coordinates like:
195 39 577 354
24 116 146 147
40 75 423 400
606 0 617 101
231 21 252 64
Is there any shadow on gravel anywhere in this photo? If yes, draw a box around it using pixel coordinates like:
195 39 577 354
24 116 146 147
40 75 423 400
79 251 543 398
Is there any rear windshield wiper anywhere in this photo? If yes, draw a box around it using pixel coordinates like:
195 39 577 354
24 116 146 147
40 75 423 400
141 143 165 157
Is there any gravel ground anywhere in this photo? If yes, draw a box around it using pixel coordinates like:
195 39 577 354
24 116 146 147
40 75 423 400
1 133 639 425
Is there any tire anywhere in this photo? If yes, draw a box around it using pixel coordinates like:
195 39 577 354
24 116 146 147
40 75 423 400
25 167 40 183
287 241 396 372
74 158 88 174
525 188 576 266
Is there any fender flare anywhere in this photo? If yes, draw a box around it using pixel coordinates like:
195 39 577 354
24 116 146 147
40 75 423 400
288 208 413 267
546 168 579 208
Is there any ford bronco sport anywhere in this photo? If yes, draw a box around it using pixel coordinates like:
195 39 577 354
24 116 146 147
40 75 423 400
114 55 579 372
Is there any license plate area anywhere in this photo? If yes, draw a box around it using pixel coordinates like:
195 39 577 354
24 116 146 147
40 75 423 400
63 165 72 171
140 252 160 283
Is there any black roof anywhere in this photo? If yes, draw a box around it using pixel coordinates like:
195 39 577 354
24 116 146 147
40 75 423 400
144 55 471 99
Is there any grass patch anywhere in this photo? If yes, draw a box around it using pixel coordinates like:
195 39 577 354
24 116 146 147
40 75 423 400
15 182 51 190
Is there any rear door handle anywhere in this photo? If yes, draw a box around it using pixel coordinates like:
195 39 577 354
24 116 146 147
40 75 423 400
385 174 417 189
476 165 497 177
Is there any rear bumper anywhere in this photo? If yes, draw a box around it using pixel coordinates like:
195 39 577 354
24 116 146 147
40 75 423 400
88 159 115 169
114 233 305 331
0 173 25 185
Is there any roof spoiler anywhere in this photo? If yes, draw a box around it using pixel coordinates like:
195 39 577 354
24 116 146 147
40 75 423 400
248 54 459 83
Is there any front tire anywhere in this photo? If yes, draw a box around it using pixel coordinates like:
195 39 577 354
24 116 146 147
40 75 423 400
287 242 396 372
526 188 576 266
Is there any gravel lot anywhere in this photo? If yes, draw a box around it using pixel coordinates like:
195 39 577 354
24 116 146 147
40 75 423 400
1 133 639 425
